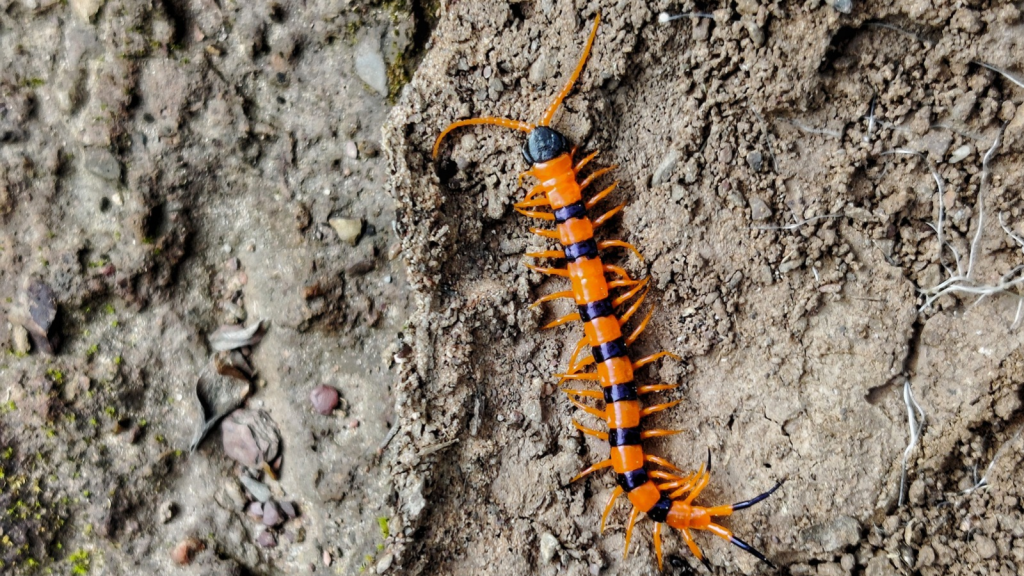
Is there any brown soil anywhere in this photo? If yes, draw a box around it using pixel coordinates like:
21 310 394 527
383 1 1024 575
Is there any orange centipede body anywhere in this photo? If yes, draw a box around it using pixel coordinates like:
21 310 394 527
432 13 783 571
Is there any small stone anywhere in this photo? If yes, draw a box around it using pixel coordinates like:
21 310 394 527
329 217 363 246
652 149 680 186
15 279 58 355
322 549 332 566
239 475 272 502
345 140 358 159
539 532 560 564
779 257 804 274
279 500 297 519
221 409 280 469
82 147 121 181
801 515 861 552
171 537 204 565
746 151 763 172
12 324 30 354
262 501 284 527
354 38 387 96
345 259 375 276
69 0 103 22
974 534 997 559
256 530 277 548
376 553 394 573
948 144 972 163
247 501 264 520
310 385 340 415
528 52 550 84
158 501 176 524
748 197 772 220
824 0 852 13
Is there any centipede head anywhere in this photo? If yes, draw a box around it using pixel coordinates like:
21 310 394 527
522 126 571 165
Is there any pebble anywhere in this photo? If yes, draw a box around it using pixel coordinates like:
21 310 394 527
354 38 388 96
529 53 550 84
158 501 176 524
171 537 204 565
262 501 284 527
802 515 861 552
652 149 680 186
376 553 394 573
221 409 280 469
329 217 363 246
247 501 264 520
256 530 277 548
18 279 57 355
279 500 297 519
345 140 358 159
310 385 340 415
239 475 272 503
12 324 30 354
748 196 773 220
948 144 972 163
82 147 121 181
69 0 102 21
539 532 560 564
746 151 763 172
824 0 852 13
974 534 997 559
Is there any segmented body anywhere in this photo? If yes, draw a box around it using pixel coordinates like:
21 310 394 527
433 12 782 570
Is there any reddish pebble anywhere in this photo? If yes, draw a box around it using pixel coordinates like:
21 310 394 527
247 501 264 520
348 419 360 429
310 385 339 415
262 501 284 527
171 537 204 565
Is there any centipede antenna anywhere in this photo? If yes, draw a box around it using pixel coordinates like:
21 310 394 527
731 479 785 511
729 535 776 569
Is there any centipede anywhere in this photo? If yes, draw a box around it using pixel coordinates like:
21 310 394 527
433 13 783 571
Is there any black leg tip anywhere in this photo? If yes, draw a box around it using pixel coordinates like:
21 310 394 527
730 536 775 568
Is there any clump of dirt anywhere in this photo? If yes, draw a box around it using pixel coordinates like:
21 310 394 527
384 1 1024 575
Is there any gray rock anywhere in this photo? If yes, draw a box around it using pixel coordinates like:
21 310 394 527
82 147 121 181
748 196 772 220
652 149 680 186
354 38 387 96
376 553 394 573
528 52 550 84
746 151 763 172
329 217 363 245
974 534 997 559
256 530 276 548
801 515 860 552
239 475 272 502
261 501 283 527
221 409 281 469
824 0 852 13
12 324 30 355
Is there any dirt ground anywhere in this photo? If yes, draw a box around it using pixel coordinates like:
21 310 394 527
384 1 1024 575
2 0 1024 575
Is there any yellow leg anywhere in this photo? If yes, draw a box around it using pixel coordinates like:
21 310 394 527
610 278 648 307
642 428 683 440
637 383 678 394
654 523 664 571
543 312 581 329
515 207 555 221
530 290 574 308
593 203 625 227
568 355 595 374
574 150 600 173
514 197 551 209
598 239 643 260
586 182 619 209
681 528 707 566
525 250 565 259
644 454 680 471
623 506 641 558
618 287 649 325
517 168 537 188
600 486 624 532
572 419 608 440
524 263 569 277
640 400 681 417
570 458 612 483
603 263 636 283
530 227 560 240
567 396 605 419
625 307 655 345
539 14 601 126
633 351 681 369
579 166 616 190
564 389 603 400
566 335 590 372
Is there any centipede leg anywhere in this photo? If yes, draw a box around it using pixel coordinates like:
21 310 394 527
525 250 566 259
608 279 642 289
653 522 664 571
600 486 624 532
514 197 552 209
567 396 606 419
543 312 581 329
681 528 712 571
637 383 679 394
585 182 619 209
617 287 649 325
572 419 608 440
625 307 656 345
515 208 555 221
524 263 570 277
517 169 536 187
530 290 574 308
640 400 681 418
603 263 637 283
574 150 600 173
633 351 681 369
593 203 626 227
598 239 643 260
579 166 616 191
641 428 683 440
564 389 603 400
566 336 590 372
530 227 560 240
568 355 595 374
644 454 681 472
623 506 641 558
610 278 648 308
570 458 613 483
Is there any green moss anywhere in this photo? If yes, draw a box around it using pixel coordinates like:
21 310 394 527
378 516 389 539
86 344 98 357
45 368 65 385
386 51 410 104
